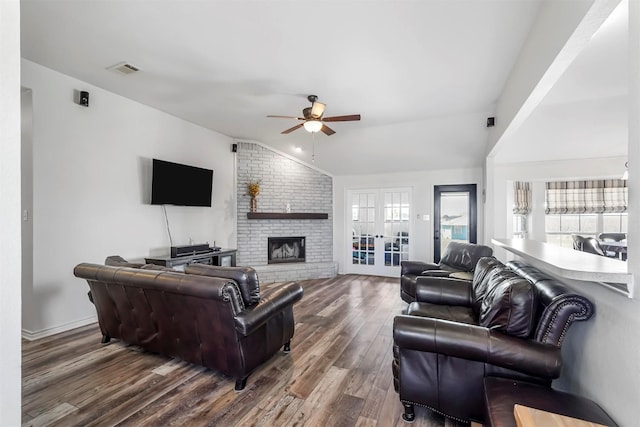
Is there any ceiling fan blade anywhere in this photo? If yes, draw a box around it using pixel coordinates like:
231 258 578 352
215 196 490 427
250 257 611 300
310 102 326 118
321 124 336 136
322 114 361 122
267 115 304 120
282 123 304 134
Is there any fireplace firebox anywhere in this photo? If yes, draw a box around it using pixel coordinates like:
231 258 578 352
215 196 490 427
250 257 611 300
268 237 305 264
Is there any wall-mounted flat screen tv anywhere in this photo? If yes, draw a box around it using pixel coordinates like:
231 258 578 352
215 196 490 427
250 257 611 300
151 159 213 207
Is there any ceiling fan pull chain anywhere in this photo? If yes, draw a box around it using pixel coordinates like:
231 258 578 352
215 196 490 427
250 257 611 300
312 133 316 163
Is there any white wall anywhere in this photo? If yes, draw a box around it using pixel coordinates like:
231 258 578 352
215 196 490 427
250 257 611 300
487 0 619 155
333 167 484 274
21 59 237 338
551 276 640 427
0 0 23 423
628 0 640 302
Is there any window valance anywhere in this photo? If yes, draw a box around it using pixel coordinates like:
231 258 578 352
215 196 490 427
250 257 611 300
545 179 628 214
513 181 532 215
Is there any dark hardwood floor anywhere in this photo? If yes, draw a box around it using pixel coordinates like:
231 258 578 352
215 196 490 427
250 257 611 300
22 274 465 427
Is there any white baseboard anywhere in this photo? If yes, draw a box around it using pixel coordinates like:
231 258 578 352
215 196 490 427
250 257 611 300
22 315 97 341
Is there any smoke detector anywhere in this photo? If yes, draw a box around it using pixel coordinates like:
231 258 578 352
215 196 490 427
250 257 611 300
106 62 140 75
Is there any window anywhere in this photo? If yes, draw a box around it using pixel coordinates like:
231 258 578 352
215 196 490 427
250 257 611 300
546 214 593 248
513 214 528 239
545 213 627 248
603 212 628 233
544 180 628 249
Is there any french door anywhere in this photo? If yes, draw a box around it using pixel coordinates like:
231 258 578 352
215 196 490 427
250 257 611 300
347 188 411 277
433 184 477 262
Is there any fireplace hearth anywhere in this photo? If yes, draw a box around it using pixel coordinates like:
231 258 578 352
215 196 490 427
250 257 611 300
268 237 305 264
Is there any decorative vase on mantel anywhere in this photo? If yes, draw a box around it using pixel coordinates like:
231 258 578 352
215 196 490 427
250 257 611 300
246 180 260 213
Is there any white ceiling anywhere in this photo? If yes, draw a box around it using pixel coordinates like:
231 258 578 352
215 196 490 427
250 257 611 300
493 0 628 164
20 0 626 175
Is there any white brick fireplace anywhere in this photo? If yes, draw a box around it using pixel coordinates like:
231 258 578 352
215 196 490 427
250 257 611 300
235 142 337 283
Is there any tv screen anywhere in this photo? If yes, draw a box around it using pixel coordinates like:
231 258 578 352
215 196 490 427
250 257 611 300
151 159 213 207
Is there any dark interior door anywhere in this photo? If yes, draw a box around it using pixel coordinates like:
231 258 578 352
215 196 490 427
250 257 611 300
434 184 477 263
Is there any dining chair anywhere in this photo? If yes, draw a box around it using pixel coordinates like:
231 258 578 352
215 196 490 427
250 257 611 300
572 234 608 257
597 233 627 260
597 232 626 242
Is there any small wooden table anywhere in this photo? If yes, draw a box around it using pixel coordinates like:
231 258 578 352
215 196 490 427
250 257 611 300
514 405 609 427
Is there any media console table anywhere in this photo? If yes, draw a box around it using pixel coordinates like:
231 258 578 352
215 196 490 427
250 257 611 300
145 248 237 269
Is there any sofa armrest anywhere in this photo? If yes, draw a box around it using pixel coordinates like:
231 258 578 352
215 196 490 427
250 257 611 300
393 315 562 379
185 264 261 306
234 283 304 336
415 277 473 306
401 261 439 275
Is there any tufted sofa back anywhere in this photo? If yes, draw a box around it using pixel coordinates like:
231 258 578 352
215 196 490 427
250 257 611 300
105 255 262 307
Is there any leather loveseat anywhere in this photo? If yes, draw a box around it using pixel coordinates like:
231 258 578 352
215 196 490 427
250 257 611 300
392 257 594 423
74 259 303 391
400 241 493 303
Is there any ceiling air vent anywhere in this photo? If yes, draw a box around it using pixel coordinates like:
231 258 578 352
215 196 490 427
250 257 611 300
106 62 140 75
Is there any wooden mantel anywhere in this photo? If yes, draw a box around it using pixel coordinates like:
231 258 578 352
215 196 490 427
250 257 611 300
247 212 329 220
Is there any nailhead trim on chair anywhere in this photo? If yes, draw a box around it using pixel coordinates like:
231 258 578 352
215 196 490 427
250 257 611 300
540 298 590 345
220 281 244 315
400 399 470 424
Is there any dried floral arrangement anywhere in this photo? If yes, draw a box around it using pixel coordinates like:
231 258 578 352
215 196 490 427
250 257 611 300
245 180 261 198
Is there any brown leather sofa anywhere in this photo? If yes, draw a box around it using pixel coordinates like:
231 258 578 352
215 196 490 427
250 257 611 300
400 241 493 303
74 260 303 391
392 257 594 423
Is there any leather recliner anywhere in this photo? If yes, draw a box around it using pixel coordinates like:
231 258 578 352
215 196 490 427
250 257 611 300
400 241 493 303
75 260 303 391
392 258 594 423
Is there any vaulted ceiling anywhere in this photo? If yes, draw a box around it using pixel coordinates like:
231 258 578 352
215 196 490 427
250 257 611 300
20 0 626 175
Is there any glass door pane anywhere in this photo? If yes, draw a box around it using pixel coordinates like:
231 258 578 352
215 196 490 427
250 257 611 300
382 189 410 266
440 192 470 255
352 192 376 265
434 184 477 262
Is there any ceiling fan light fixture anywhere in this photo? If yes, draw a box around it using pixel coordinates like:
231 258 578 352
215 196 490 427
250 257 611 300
268 96 360 135
303 120 323 133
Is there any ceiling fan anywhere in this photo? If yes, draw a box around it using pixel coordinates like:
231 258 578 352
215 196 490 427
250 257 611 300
267 95 361 136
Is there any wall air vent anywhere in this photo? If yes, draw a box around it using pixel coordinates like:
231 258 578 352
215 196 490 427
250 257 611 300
106 62 140 75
